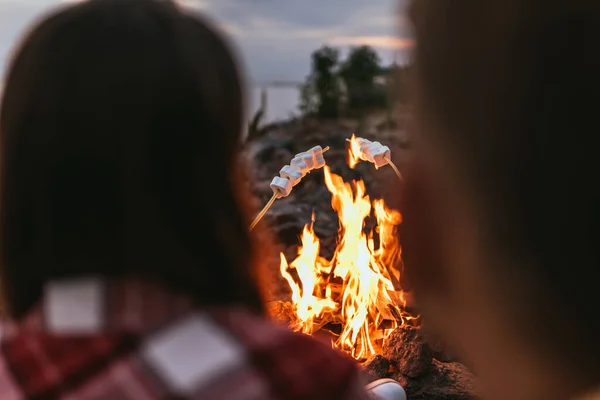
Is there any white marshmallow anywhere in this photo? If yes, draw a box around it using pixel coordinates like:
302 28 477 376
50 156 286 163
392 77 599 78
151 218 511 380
359 143 376 162
356 138 371 149
279 165 303 186
298 153 315 169
313 152 326 168
355 138 392 168
358 146 372 161
270 176 293 198
308 146 326 168
290 156 310 174
356 138 374 161
268 145 328 200
371 145 391 168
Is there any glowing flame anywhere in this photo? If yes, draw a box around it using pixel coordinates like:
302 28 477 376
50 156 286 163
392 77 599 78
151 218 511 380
347 133 362 169
279 145 413 360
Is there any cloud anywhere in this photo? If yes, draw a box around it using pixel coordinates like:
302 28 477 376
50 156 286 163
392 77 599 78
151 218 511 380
0 0 414 83
181 0 413 82
329 35 415 50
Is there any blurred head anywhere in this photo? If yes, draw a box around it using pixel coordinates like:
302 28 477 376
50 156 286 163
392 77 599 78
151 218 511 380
403 1 600 399
0 0 265 318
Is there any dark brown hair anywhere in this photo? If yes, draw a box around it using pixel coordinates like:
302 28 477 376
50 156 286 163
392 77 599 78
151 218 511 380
0 0 264 318
405 0 600 383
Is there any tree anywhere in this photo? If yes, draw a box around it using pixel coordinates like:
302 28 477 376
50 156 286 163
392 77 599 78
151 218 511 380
298 78 318 116
385 63 411 104
339 46 386 112
300 46 342 119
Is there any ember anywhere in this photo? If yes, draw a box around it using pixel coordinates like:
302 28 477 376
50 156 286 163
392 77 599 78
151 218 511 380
279 137 415 360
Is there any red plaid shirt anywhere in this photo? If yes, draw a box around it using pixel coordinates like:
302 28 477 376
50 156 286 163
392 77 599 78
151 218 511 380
0 278 372 400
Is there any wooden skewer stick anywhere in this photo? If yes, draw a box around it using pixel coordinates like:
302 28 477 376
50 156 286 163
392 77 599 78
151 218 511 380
249 191 278 231
383 156 404 182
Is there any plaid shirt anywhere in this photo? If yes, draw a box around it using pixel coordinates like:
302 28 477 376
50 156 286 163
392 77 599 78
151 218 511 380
0 278 372 400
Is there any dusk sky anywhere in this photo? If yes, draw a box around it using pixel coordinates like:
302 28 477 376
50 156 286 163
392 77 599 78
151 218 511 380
0 0 414 84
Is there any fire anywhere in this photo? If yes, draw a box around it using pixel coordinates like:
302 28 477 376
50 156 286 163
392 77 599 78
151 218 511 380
279 140 413 360
347 133 363 169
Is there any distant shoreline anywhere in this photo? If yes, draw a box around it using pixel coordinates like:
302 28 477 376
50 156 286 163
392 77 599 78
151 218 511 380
252 81 302 89
249 85 300 125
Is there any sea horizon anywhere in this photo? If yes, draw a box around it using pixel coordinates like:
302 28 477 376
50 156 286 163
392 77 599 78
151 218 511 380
248 83 301 125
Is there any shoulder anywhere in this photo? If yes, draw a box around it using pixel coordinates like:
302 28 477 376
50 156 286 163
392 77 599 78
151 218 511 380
210 308 369 399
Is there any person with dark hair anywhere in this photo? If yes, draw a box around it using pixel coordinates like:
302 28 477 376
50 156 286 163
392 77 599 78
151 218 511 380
0 1 405 398
402 1 600 400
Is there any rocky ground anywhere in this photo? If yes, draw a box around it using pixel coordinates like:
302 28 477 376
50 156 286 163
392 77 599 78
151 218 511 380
242 113 479 399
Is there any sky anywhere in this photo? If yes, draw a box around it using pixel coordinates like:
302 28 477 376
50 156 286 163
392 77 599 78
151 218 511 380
0 0 414 84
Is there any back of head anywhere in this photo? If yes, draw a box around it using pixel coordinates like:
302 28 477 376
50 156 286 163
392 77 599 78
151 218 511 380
0 0 263 317
404 0 600 398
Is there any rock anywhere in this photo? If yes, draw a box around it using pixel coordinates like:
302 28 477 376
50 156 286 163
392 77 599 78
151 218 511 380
383 325 433 378
419 321 461 363
392 360 478 400
359 354 390 382
252 139 294 164
265 201 311 246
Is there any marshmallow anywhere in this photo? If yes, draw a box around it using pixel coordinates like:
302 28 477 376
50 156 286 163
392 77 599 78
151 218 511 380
290 156 310 175
270 176 293 198
279 165 303 186
355 138 391 168
307 146 326 168
313 152 326 168
358 142 376 162
356 138 371 148
270 145 329 199
298 153 315 169
370 145 391 168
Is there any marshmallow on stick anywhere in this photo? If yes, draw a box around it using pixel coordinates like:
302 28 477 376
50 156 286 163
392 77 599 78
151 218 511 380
270 145 329 198
348 135 391 169
347 134 403 182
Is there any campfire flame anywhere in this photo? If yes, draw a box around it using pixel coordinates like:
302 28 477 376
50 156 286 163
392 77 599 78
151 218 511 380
347 133 363 169
279 140 413 359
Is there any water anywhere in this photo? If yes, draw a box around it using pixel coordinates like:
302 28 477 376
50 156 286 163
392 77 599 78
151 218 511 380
248 85 301 125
